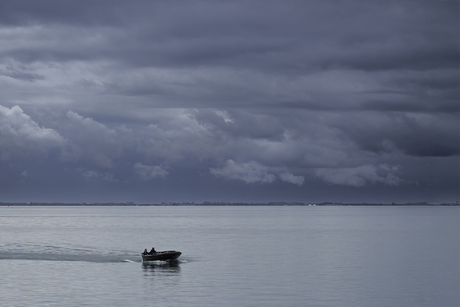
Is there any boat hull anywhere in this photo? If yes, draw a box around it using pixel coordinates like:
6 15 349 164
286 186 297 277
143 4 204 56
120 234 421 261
141 250 181 261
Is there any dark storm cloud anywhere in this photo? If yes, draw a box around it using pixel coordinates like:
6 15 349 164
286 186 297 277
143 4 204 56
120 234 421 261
2 0 457 71
0 0 130 26
0 0 458 203
340 112 459 157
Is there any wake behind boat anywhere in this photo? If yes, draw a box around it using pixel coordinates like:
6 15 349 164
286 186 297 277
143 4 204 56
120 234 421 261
141 249 181 262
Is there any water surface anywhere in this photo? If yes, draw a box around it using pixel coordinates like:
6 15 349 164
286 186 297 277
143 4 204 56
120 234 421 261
0 206 458 306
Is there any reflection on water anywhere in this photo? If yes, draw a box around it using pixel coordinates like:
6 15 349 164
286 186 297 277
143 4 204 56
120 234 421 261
142 260 181 274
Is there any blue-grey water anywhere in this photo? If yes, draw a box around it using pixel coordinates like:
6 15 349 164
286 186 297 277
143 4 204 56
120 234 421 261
0 206 458 307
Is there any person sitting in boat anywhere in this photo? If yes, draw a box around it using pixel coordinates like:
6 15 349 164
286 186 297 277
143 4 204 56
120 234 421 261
149 247 156 254
142 248 149 255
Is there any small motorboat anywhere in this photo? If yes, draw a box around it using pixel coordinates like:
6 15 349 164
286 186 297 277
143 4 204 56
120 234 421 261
141 250 181 262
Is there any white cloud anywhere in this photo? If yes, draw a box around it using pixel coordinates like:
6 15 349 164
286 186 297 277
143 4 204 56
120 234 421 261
280 172 304 186
210 159 276 184
210 160 306 186
315 164 402 187
214 110 234 123
64 111 119 168
137 109 231 163
66 111 117 140
77 168 117 182
0 105 65 160
134 162 168 180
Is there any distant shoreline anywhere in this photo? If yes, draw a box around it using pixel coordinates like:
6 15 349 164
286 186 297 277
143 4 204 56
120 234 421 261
0 202 458 206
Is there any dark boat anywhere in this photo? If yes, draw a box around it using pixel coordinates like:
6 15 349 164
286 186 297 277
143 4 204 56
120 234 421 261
141 250 181 262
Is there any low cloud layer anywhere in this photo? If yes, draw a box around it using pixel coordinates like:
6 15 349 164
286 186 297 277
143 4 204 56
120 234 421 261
315 164 402 187
0 0 458 203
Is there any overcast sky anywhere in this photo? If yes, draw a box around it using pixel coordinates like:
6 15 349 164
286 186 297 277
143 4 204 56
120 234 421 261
0 0 458 203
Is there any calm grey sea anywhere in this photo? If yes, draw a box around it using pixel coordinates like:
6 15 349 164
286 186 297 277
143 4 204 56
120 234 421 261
0 206 458 307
